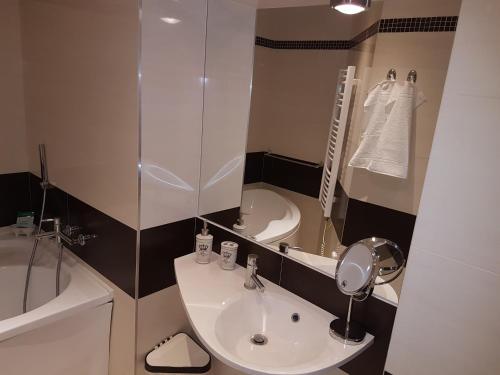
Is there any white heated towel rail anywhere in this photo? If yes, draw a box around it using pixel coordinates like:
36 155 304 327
319 66 356 217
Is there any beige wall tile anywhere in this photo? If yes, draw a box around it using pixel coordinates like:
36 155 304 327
0 0 28 174
247 47 349 163
367 33 455 157
109 285 137 375
136 285 247 375
67 249 136 375
381 0 462 18
20 0 139 229
256 3 383 41
256 5 353 41
340 36 378 193
344 32 455 215
136 285 193 375
347 156 429 214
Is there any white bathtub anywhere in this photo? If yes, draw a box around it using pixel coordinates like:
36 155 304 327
239 188 301 244
0 227 113 375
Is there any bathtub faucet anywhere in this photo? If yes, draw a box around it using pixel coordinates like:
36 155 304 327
35 217 97 247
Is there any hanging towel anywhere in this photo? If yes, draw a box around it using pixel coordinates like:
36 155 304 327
348 80 425 179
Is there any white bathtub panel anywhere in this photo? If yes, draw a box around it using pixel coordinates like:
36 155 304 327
0 302 112 375
0 244 112 344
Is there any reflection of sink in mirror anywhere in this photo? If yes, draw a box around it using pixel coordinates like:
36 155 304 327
286 248 399 305
239 188 301 245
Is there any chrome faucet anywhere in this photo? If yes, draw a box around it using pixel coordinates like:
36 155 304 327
279 242 303 254
35 217 97 247
35 217 71 245
244 254 265 292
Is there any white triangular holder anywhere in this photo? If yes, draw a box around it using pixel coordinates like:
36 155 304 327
145 333 211 374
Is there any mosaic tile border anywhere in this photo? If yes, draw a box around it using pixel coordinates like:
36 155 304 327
256 16 458 50
379 16 458 33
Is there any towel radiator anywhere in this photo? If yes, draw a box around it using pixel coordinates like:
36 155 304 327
319 66 356 217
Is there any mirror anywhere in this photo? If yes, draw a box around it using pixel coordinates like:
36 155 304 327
199 0 461 305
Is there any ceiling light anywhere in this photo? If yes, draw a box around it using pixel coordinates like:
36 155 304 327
330 0 371 15
161 17 181 24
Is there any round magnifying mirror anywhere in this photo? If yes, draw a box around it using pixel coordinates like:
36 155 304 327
335 242 376 296
364 237 405 278
358 237 406 286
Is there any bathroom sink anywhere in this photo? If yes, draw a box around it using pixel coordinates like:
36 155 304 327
174 253 373 375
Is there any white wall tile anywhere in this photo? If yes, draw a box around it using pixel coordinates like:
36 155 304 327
70 250 137 375
22 0 139 228
387 2 500 374
136 285 193 375
412 93 500 274
386 248 500 375
0 0 28 174
247 48 349 163
442 0 500 99
198 0 256 216
140 0 206 229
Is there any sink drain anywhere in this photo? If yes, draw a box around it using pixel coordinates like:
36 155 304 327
250 333 268 346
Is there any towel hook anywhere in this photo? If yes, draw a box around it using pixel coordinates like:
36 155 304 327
407 70 417 83
387 68 397 81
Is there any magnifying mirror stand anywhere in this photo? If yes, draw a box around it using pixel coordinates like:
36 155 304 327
330 296 366 344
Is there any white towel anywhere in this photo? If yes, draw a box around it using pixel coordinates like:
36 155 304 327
348 81 425 179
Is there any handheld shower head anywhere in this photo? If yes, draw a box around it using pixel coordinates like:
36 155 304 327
38 144 50 189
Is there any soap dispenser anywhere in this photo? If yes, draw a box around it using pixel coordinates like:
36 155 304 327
195 221 213 264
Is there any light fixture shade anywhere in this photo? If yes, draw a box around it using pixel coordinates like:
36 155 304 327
330 0 371 15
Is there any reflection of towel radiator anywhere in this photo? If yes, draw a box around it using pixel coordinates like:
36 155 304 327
319 66 356 217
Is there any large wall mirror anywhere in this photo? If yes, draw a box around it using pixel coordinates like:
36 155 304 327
198 0 461 305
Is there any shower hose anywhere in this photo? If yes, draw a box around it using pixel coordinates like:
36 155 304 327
23 185 65 313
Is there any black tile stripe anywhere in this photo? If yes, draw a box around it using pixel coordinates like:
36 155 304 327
256 36 352 50
0 172 31 227
243 152 323 198
67 195 137 297
16 173 138 297
139 218 196 298
338 197 416 258
256 16 458 51
203 206 240 230
379 16 458 33
243 151 265 184
332 180 349 240
262 153 323 198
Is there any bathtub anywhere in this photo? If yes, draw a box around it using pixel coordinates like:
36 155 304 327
0 227 113 375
